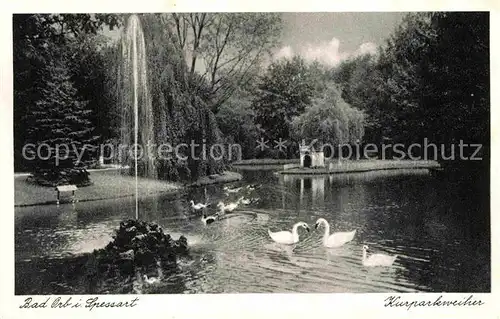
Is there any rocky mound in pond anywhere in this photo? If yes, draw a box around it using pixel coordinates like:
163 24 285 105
84 219 189 293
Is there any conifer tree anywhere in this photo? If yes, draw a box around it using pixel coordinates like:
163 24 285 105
23 43 99 186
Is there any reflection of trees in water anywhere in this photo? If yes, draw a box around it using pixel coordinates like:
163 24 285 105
278 170 489 292
281 175 327 209
16 169 490 293
281 174 367 214
239 169 279 183
16 205 83 260
71 197 136 225
16 254 191 294
359 175 489 292
16 256 87 294
16 196 194 294
327 169 429 185
280 172 420 213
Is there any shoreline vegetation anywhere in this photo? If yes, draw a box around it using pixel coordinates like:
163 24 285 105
14 160 440 207
15 169 242 207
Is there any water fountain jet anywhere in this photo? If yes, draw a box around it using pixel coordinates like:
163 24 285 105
119 14 156 219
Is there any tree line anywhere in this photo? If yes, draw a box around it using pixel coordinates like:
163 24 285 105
13 12 489 185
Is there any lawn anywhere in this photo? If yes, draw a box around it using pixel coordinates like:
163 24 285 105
15 170 182 207
15 169 244 207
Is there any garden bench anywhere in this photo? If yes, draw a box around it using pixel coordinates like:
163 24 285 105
55 184 78 205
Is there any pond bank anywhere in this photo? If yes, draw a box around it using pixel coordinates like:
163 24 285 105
231 159 300 171
280 160 440 174
233 158 299 165
231 158 440 174
187 171 242 187
15 170 242 207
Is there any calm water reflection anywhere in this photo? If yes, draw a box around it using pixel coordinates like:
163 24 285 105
15 168 490 293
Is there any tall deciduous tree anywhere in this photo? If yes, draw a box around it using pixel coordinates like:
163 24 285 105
164 13 282 112
216 84 261 159
252 56 316 154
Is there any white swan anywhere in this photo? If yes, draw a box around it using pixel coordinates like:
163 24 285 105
201 213 218 225
362 245 398 267
315 218 356 247
268 222 310 245
190 200 210 211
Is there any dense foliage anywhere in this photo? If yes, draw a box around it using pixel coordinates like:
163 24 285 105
291 84 365 149
13 14 120 185
13 12 489 184
334 12 489 164
142 14 225 180
216 86 260 160
252 56 316 157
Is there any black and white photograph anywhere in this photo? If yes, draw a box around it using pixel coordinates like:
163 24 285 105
4 3 496 314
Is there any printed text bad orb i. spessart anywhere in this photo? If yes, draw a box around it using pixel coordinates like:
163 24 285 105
19 296 139 311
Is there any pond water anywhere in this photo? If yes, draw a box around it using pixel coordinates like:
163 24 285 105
15 168 490 293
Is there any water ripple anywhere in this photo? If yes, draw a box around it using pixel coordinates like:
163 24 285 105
15 169 490 293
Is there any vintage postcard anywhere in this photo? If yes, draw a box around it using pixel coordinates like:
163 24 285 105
1 0 498 318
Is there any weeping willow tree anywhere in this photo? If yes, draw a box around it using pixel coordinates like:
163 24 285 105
139 14 225 181
104 14 225 181
291 84 365 154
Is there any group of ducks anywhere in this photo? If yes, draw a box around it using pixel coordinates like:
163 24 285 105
268 218 398 267
190 199 239 225
190 184 260 225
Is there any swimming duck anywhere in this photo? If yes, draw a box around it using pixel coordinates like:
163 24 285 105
238 197 251 205
202 213 218 225
217 201 239 213
362 245 398 267
224 186 242 194
249 197 261 204
315 218 356 248
268 222 310 245
143 275 160 285
190 200 210 211
245 184 258 191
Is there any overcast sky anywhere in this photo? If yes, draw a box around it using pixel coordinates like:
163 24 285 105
277 12 407 66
